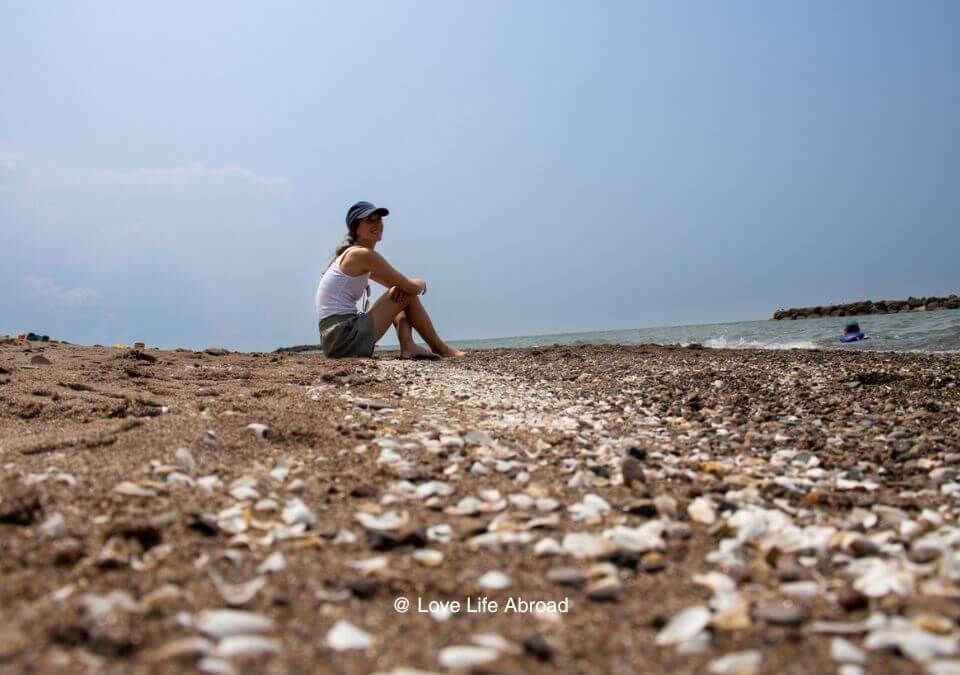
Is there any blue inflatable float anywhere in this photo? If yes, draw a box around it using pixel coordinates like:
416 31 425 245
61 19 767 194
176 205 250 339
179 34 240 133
840 321 867 343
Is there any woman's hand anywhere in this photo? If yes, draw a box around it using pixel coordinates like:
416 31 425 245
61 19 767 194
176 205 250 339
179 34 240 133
388 286 408 303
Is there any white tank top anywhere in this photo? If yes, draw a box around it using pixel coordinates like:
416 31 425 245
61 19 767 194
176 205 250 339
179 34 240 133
315 248 370 321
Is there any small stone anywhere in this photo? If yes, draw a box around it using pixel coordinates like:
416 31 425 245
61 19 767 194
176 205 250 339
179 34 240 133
546 567 587 588
654 495 679 518
621 457 645 486
586 578 619 603
837 587 869 612
246 423 269 439
30 355 51 365
347 579 378 599
849 538 879 557
909 547 941 564
522 633 553 661
623 499 658 517
175 448 196 472
753 600 808 626
204 347 229 356
708 649 763 675
641 552 667 573
39 513 67 539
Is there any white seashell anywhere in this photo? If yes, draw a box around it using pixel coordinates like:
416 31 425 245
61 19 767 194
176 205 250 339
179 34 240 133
333 529 357 545
194 609 274 638
197 657 237 675
82 591 137 621
166 472 195 487
40 513 66 539
688 497 717 525
113 481 157 497
865 623 959 661
534 537 561 557
326 620 373 651
287 478 306 492
175 448 196 471
693 572 737 595
413 549 444 567
257 552 287 574
216 634 282 657
254 498 278 512
562 532 617 559
831 638 866 663
536 498 560 512
656 606 712 646
211 574 267 607
246 423 269 439
439 645 499 669
269 466 289 483
197 475 222 492
282 499 316 527
355 510 409 531
416 481 454 499
377 448 403 465
478 571 511 590
426 524 454 543
603 522 666 553
352 556 388 573
708 649 763 675
230 485 260 501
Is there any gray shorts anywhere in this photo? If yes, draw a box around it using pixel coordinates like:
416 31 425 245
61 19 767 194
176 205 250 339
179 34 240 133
319 313 375 358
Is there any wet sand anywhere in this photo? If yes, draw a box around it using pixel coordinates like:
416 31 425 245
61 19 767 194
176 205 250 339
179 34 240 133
1 339 959 674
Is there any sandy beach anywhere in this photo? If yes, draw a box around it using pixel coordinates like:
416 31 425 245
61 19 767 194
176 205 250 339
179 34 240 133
2 339 960 674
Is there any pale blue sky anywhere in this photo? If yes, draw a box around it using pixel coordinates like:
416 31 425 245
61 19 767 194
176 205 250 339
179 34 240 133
2 1 958 350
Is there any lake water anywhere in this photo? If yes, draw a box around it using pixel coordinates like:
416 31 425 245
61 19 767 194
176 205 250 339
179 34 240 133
448 309 960 353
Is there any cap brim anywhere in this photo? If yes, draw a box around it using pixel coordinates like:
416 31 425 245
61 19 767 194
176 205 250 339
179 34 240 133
372 207 389 217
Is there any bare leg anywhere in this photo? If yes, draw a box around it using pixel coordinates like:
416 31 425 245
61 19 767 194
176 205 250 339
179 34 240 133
404 295 467 358
393 311 436 359
366 291 466 358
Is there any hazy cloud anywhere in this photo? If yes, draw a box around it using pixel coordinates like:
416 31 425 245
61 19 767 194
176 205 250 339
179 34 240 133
24 275 102 305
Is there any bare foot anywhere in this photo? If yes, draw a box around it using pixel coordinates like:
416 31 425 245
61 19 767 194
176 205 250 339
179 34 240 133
435 347 469 358
400 344 439 360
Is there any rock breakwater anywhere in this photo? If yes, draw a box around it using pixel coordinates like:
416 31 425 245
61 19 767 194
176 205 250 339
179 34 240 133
773 295 959 320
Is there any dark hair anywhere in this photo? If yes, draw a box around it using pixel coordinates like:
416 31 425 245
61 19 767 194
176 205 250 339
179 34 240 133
330 220 360 265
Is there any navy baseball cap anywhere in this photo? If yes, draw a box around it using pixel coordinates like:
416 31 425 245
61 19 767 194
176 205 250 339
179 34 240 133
346 201 389 229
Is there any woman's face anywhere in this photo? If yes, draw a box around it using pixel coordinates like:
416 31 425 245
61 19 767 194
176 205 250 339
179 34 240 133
356 214 383 243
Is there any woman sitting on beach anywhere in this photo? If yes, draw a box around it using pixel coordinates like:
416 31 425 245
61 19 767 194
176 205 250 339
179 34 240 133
314 201 466 359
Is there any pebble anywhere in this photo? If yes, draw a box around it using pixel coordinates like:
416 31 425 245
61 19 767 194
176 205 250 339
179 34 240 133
326 621 373 651
621 457 645 486
830 637 866 664
478 571 511 590
688 497 717 525
438 645 499 668
546 567 587 587
39 513 66 539
195 610 274 639
707 650 763 675
655 606 712 646
216 635 282 658
522 632 553 661
752 600 808 626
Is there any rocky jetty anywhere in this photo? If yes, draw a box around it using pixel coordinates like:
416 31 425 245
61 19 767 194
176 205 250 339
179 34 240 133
2 340 960 673
773 295 959 320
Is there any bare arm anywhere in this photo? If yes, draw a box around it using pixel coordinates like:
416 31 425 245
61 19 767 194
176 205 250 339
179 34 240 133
341 248 425 295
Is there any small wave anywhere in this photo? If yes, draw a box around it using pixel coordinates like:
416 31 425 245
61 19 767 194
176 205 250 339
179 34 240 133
703 337 820 350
